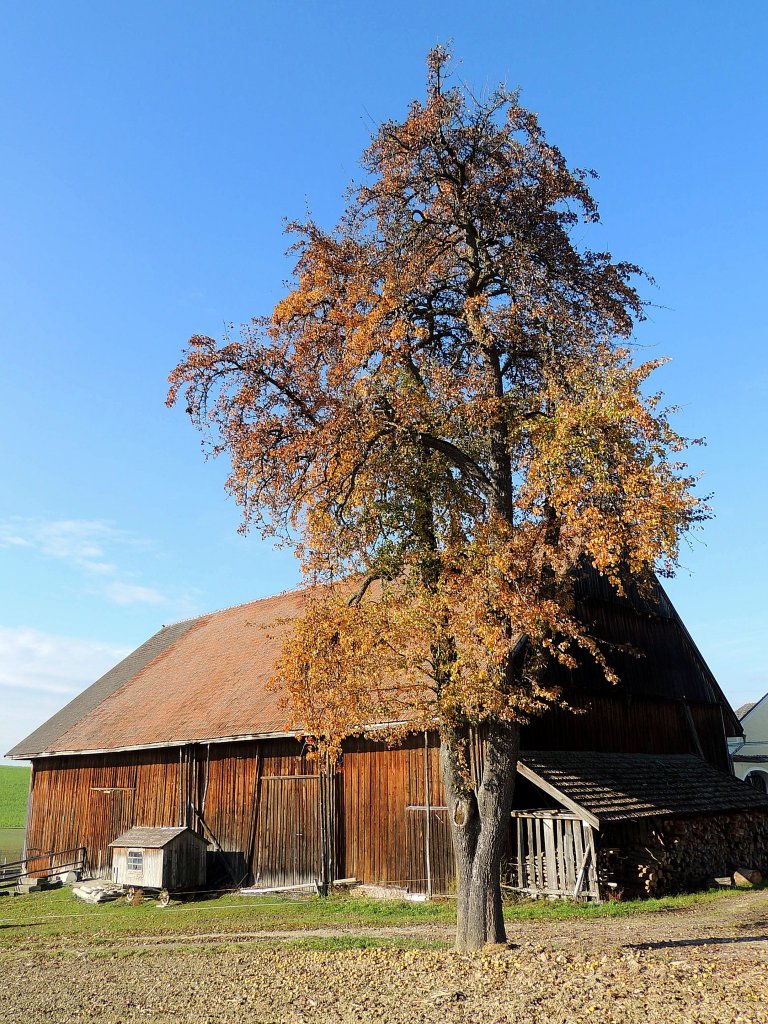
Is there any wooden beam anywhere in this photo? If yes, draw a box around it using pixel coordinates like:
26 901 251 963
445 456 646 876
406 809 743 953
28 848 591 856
573 842 592 897
262 775 321 780
511 809 580 820
423 732 432 900
516 762 600 829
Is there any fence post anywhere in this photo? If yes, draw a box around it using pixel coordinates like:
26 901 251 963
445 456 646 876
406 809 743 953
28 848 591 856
423 732 432 899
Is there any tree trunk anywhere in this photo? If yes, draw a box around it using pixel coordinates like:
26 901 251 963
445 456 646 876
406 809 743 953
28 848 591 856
440 718 520 950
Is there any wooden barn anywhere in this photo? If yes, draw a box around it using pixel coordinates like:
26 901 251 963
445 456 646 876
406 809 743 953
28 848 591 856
9 571 768 899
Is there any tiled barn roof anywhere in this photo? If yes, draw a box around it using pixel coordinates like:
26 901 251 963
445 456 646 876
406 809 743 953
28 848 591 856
519 751 768 826
7 590 308 758
7 570 741 759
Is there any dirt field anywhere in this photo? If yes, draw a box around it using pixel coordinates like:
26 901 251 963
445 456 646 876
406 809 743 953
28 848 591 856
3 889 768 1023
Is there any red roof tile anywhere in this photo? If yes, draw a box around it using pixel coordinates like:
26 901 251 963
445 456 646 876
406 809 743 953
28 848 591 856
10 590 308 757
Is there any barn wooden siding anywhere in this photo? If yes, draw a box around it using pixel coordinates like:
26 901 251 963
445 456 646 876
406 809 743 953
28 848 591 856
24 740 325 887
23 694 729 893
341 734 455 894
523 696 731 772
23 735 449 892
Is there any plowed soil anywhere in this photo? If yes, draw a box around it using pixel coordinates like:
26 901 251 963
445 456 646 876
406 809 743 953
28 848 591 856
3 890 768 1023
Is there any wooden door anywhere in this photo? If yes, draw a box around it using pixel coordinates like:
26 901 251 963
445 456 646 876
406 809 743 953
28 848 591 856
251 775 322 888
91 787 136 875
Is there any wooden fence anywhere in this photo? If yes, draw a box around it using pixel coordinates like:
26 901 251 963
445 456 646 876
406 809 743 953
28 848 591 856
509 810 599 899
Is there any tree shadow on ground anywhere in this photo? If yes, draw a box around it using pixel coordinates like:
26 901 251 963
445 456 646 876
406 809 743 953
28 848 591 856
627 935 768 950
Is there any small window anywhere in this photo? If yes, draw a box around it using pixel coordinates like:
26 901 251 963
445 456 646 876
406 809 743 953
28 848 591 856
127 849 143 872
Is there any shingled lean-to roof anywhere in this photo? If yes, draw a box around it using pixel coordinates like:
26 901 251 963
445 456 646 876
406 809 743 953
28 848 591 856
7 590 308 759
518 751 768 827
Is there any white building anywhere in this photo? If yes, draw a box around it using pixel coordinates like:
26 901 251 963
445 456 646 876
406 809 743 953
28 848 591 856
729 696 768 792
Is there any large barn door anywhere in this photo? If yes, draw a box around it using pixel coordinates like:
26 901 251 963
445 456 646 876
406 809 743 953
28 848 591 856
251 775 322 889
90 787 136 875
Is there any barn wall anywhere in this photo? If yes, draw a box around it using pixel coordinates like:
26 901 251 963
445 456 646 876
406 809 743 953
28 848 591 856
340 734 454 893
689 704 732 771
25 740 322 884
23 693 732 890
201 740 322 888
521 696 730 770
25 748 183 875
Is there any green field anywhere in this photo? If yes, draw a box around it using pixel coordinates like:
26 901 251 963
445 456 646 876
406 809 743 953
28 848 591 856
0 765 30 828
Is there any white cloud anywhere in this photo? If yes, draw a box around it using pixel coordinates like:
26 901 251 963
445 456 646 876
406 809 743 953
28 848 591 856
0 516 169 607
0 517 125 573
0 626 129 762
0 626 127 696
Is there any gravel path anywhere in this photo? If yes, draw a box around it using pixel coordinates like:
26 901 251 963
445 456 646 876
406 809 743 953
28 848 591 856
3 892 768 1023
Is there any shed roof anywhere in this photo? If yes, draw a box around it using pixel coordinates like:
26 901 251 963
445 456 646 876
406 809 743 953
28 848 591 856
518 751 768 827
109 826 205 849
7 571 740 759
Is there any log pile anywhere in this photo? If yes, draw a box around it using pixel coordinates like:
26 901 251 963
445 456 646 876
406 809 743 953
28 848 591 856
598 809 768 897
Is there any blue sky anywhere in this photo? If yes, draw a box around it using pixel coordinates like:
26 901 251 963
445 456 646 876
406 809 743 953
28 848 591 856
2 1 767 761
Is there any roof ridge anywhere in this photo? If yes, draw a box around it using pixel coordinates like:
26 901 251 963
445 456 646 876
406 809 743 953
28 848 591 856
160 584 307 629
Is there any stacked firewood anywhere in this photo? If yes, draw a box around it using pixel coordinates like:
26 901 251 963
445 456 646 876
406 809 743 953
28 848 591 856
598 810 768 897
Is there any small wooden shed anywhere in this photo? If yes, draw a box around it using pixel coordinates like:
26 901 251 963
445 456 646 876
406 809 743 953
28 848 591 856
109 826 207 890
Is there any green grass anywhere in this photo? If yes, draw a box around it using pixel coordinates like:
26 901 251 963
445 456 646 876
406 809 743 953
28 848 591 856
0 882 751 953
0 766 30 828
500 887 732 920
0 888 453 945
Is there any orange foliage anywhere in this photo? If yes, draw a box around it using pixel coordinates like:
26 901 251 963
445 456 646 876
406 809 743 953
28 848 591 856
168 47 707 756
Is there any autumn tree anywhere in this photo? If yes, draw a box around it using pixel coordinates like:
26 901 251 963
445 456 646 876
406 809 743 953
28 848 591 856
168 48 705 950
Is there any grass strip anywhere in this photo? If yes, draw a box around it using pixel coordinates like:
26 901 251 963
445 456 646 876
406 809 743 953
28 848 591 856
0 883 746 948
